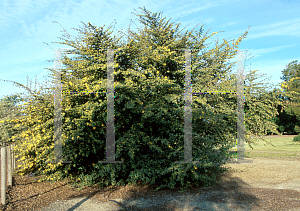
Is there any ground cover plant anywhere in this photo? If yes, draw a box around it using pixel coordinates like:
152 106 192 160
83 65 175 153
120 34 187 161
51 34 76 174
1 7 295 194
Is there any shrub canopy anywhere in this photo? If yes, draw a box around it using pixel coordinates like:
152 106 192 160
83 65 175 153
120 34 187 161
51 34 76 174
1 7 290 192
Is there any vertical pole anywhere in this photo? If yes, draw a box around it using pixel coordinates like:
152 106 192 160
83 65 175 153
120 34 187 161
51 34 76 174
184 49 192 162
1 147 6 205
53 49 63 164
236 50 246 161
45 48 71 164
7 146 12 187
175 49 200 164
107 49 115 162
99 49 123 164
11 144 15 172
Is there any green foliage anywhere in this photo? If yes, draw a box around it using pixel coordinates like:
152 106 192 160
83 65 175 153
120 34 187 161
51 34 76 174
0 74 57 175
279 60 300 133
235 70 284 146
263 60 300 135
2 7 288 193
293 134 300 142
264 88 299 135
0 93 29 147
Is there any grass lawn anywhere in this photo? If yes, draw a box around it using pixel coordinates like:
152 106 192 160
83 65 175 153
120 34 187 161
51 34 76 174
224 136 300 159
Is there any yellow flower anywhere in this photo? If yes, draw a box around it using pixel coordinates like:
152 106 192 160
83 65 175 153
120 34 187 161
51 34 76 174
93 127 96 130
194 166 197 170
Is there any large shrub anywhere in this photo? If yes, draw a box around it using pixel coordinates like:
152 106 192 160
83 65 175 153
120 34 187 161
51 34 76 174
6 7 287 193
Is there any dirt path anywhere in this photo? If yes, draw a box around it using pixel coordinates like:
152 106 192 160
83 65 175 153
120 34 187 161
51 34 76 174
219 156 300 191
2 135 300 210
30 156 300 211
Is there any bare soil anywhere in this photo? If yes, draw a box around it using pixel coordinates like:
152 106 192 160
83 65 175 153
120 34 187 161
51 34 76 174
1 135 300 211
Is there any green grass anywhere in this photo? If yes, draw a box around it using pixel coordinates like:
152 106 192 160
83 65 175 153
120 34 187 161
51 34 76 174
224 136 300 159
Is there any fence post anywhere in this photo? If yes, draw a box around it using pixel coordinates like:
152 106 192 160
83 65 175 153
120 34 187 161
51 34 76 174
0 144 15 205
7 146 12 187
11 144 15 173
1 146 6 205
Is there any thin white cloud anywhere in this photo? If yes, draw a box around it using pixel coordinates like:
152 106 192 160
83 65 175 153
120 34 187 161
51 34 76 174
250 44 297 58
223 21 237 27
246 18 300 39
162 0 228 19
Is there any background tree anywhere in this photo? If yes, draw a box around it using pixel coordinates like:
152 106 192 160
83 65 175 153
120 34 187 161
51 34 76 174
260 60 300 136
221 68 286 145
264 87 299 135
0 93 28 147
279 60 300 134
4 7 289 192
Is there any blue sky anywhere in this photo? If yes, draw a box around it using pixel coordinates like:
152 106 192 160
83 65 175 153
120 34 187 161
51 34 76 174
1 0 300 107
